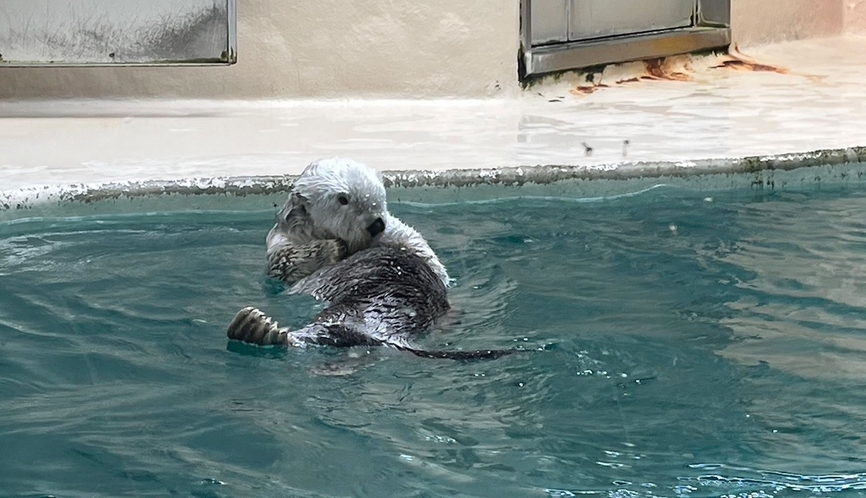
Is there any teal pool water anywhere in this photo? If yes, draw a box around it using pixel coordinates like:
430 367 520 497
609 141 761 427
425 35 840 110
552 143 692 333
2 185 866 497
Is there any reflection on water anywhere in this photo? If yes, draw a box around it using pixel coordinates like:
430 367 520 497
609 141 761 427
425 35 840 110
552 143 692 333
714 194 866 379
1 187 866 496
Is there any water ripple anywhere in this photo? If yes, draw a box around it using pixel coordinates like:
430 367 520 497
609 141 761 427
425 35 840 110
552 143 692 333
685 464 866 494
3 189 866 496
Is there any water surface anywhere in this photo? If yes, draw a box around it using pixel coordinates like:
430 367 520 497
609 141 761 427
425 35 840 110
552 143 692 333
2 185 866 497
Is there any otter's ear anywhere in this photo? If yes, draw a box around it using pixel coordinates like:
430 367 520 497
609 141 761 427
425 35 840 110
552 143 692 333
279 192 311 231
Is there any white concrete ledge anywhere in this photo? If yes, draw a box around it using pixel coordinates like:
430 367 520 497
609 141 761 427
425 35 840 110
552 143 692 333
2 147 864 223
2 36 864 221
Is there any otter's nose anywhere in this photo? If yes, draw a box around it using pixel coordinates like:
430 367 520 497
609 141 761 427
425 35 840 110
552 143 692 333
367 217 385 237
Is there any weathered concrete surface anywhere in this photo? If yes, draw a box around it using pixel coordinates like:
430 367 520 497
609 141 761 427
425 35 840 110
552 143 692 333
0 36 864 210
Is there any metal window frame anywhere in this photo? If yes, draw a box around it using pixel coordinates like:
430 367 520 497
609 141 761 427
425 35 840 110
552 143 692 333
520 0 730 79
225 0 238 64
0 0 237 67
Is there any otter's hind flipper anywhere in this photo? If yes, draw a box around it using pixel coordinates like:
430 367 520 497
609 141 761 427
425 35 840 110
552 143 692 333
227 308 382 349
227 307 290 346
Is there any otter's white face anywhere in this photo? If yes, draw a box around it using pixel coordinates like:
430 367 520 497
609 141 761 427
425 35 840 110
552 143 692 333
283 158 389 254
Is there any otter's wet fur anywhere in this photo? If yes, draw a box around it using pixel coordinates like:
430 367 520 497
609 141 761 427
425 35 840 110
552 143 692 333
226 159 514 361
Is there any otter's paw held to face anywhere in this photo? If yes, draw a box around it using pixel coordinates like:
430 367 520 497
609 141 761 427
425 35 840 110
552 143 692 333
266 247 300 282
320 239 349 264
267 239 349 284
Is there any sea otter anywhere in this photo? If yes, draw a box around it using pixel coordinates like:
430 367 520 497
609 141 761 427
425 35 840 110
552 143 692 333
226 158 513 360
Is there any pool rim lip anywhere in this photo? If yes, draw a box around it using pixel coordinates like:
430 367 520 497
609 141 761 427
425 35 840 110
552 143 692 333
2 145 865 211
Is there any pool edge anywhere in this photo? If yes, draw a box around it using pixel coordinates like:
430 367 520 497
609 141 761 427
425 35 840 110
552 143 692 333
2 145 865 212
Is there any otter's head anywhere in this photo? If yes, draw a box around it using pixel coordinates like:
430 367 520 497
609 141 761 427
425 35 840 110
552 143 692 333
278 158 388 254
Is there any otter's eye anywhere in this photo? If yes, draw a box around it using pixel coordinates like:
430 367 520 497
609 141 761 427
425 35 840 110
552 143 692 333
337 194 349 206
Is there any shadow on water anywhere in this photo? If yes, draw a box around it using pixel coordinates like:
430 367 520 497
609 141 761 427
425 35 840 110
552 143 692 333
225 339 288 360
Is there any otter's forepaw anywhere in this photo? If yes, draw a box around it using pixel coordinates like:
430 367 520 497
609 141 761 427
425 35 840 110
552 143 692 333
266 248 298 281
321 239 349 264
266 239 348 284
227 307 290 346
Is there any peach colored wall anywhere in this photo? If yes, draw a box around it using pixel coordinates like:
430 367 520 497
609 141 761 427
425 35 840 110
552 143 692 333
0 0 859 100
0 0 520 100
732 0 844 47
846 0 866 33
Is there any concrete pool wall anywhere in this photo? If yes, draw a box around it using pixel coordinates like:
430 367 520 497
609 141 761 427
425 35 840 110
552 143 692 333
0 3 864 214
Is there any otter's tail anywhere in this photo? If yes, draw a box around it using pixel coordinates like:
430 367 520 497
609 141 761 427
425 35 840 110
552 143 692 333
227 307 290 346
394 345 518 361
